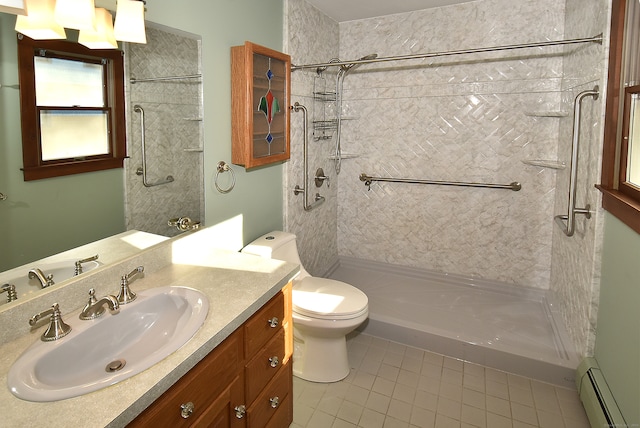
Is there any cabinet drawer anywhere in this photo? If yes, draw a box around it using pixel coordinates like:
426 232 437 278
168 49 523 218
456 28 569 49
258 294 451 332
247 363 292 427
245 328 285 404
264 392 292 428
129 330 243 427
244 291 284 357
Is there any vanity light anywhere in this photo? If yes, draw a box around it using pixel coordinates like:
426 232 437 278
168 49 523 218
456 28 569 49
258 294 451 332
54 0 96 31
14 0 66 40
14 0 146 47
78 7 116 49
113 0 146 44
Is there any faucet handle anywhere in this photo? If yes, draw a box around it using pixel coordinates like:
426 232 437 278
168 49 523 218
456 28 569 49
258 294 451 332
74 254 99 275
29 303 72 342
117 266 144 304
1 283 17 303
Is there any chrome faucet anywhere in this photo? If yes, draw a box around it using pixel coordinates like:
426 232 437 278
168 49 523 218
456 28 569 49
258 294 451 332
1 283 17 303
74 254 99 276
117 266 144 304
29 303 72 341
79 288 119 320
28 268 54 288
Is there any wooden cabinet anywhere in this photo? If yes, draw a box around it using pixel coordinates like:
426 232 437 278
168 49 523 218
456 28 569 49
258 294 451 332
129 283 293 427
231 41 291 169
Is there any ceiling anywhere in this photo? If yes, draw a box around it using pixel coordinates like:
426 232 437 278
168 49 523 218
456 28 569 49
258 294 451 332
304 0 476 22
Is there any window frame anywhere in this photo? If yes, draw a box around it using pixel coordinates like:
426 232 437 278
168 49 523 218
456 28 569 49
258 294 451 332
17 34 126 181
599 0 640 234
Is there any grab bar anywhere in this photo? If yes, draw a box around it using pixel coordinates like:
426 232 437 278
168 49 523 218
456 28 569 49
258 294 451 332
360 173 521 191
554 86 599 237
133 105 174 187
292 102 325 211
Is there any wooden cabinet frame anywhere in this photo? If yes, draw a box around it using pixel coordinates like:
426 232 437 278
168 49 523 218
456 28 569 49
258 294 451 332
231 41 291 169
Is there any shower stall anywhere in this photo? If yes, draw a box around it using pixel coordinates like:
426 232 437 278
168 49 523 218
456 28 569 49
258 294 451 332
284 0 608 387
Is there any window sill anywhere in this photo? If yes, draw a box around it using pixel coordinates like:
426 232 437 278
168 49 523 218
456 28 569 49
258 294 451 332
596 185 640 234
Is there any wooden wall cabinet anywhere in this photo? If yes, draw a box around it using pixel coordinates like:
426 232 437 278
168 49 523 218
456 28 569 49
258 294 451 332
129 283 293 427
231 41 291 169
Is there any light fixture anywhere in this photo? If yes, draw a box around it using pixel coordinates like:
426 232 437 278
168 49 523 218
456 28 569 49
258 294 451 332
54 0 96 30
14 0 66 40
113 0 146 44
78 7 116 49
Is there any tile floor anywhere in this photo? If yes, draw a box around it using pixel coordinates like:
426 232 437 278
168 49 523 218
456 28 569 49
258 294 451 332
290 333 590 428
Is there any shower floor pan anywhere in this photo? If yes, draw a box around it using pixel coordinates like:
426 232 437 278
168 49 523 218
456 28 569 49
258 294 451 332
327 256 580 389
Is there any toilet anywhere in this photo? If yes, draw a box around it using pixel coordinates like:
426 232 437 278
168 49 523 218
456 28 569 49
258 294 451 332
242 231 368 383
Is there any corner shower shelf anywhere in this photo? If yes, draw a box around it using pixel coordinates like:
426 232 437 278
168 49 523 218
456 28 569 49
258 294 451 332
525 110 570 117
521 159 566 169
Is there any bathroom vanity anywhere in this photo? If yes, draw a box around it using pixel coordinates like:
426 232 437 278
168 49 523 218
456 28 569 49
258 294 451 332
129 284 293 427
0 227 299 427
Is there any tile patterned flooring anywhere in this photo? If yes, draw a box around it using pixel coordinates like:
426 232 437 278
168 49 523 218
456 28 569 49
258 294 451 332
290 333 590 428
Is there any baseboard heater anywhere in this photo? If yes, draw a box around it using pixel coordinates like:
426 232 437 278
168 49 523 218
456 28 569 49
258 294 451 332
577 358 627 427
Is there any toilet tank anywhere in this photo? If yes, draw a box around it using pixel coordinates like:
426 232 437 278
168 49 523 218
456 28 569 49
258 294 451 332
242 231 303 265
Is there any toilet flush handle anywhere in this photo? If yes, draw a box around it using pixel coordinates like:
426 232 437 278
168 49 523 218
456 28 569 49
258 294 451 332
267 317 279 328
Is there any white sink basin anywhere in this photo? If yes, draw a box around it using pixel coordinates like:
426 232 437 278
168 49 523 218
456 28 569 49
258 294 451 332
8 286 209 402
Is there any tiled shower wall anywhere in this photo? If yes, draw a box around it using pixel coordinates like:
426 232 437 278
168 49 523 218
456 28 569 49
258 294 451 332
284 0 340 276
124 26 204 237
336 0 565 288
285 0 610 357
551 0 609 356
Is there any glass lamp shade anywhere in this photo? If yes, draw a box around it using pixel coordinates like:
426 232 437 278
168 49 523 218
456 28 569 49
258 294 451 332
54 0 96 31
79 8 117 49
15 0 66 40
113 0 146 43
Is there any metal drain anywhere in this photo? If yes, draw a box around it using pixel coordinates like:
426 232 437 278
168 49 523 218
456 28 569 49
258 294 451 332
105 359 126 372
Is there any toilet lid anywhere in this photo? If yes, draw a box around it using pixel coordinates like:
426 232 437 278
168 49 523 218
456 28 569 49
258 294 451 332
292 277 368 319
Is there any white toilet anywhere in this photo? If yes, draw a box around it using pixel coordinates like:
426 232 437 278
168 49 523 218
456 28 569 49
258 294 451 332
242 231 368 383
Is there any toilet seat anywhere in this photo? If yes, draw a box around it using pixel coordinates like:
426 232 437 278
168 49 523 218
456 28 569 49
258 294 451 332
292 277 368 320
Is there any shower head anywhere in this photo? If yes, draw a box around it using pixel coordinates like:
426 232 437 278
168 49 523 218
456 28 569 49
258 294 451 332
340 53 378 72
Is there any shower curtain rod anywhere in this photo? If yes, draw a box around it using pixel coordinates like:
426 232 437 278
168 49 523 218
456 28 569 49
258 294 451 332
130 74 202 84
291 34 603 71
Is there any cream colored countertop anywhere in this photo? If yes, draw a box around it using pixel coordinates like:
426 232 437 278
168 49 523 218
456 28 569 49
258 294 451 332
0 248 298 428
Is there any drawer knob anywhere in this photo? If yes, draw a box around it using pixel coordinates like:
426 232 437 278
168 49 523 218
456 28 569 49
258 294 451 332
180 401 194 419
269 396 280 408
267 317 279 328
269 356 279 368
234 404 247 419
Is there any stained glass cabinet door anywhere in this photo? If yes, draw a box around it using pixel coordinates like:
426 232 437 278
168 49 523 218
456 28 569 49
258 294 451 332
231 41 291 169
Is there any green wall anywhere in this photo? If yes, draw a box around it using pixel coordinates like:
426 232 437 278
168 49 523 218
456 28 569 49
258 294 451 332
143 0 285 246
1 1 286 270
595 213 640 426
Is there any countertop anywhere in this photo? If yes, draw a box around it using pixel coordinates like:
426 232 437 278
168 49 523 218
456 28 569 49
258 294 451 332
0 247 298 427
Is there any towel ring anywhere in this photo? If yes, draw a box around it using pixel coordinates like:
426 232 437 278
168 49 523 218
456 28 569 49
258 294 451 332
214 161 236 193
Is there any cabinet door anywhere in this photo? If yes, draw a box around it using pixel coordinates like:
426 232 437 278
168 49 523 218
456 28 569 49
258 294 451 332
192 375 245 428
231 41 291 169
128 330 243 427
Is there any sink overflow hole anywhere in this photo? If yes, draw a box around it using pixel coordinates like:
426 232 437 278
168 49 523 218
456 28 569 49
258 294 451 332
106 359 126 372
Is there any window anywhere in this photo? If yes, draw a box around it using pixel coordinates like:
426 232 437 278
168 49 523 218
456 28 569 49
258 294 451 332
17 35 126 181
599 0 640 233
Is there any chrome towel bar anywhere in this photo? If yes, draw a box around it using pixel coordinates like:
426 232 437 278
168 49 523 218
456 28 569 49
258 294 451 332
554 86 599 237
359 173 521 191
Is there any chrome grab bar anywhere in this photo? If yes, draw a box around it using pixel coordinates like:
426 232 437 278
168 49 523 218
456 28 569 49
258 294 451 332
360 173 521 191
133 105 174 187
292 102 325 211
554 86 599 237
